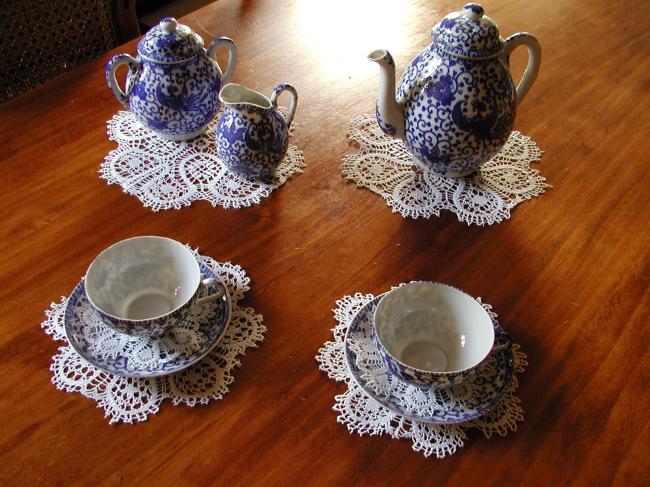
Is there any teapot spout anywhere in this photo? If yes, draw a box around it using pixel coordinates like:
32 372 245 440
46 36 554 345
368 49 405 139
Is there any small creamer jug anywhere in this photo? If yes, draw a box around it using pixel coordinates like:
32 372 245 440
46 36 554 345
216 83 298 181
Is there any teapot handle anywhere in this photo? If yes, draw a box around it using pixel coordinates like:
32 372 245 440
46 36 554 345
207 37 238 86
105 54 141 109
501 33 541 106
270 83 298 127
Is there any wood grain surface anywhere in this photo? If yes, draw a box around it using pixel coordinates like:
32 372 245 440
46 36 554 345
1 0 649 485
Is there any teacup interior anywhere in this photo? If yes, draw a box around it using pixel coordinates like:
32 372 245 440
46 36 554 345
85 237 199 320
375 283 494 372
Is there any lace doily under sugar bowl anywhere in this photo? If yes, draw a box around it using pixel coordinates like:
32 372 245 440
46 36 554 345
316 292 527 459
341 114 549 225
41 254 266 424
101 110 305 211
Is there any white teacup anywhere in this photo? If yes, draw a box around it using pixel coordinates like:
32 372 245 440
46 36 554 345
84 236 226 338
373 282 511 388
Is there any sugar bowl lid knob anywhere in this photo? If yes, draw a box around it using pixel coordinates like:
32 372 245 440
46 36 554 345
462 3 484 20
160 17 178 34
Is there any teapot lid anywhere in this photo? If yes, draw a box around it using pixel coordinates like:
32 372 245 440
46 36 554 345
432 4 503 59
137 17 204 63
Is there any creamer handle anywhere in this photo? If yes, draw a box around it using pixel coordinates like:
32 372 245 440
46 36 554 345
270 83 298 127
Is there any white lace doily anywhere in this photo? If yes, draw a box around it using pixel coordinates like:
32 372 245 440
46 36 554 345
41 255 266 424
101 110 305 211
342 114 548 225
316 292 527 458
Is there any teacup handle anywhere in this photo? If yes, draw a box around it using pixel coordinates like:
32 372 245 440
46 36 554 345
207 37 238 86
195 278 226 306
492 331 513 352
501 33 541 106
270 83 298 128
105 53 141 109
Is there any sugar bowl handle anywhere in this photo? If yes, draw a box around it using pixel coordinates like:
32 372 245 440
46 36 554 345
270 83 298 128
207 37 238 86
501 33 541 106
105 54 141 109
195 278 226 306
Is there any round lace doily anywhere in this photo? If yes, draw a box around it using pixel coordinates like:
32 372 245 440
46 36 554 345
101 110 305 211
316 292 527 458
341 114 548 225
41 254 266 424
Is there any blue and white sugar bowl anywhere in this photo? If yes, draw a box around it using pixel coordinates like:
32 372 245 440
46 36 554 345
106 17 237 141
216 83 298 181
369 3 541 177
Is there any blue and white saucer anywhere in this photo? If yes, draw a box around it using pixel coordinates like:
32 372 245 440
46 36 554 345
344 295 514 424
64 262 231 378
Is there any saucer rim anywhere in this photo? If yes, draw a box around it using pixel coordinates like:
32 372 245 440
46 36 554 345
64 262 232 378
343 293 514 425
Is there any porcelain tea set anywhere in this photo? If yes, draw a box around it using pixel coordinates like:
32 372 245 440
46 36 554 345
93 3 539 415
106 3 540 181
106 17 297 181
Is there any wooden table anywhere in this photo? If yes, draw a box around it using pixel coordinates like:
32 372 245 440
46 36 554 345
1 0 648 484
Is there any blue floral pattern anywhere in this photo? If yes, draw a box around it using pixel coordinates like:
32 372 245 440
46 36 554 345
395 42 516 177
216 84 297 181
64 262 231 378
345 295 514 424
105 18 237 141
217 105 288 181
375 103 396 136
432 4 503 59
137 17 203 63
375 51 398 136
369 4 533 178
124 55 222 140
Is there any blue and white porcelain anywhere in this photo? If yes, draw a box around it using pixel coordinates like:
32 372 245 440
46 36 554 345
369 3 541 177
216 83 298 181
65 262 231 378
345 295 514 424
84 236 226 338
106 17 237 141
372 282 511 388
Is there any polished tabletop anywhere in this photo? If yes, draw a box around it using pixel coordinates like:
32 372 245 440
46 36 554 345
1 0 649 485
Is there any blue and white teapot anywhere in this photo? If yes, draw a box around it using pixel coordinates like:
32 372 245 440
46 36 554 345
106 17 237 141
369 3 541 177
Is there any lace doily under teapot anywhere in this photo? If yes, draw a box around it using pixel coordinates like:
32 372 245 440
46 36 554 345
41 254 266 424
316 291 527 458
101 110 305 211
342 114 548 225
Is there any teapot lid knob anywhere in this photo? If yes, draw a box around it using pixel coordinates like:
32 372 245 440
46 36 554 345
462 3 484 20
160 17 178 34
433 3 502 58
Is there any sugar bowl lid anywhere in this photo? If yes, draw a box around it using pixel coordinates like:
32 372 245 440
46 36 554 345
137 17 204 63
432 3 503 59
